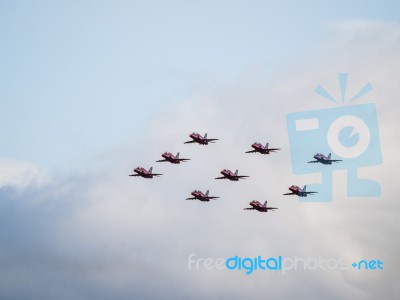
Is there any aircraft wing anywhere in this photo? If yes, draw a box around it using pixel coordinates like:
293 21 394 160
269 148 281 151
329 159 342 162
215 176 227 180
151 173 163 176
184 140 196 144
305 191 318 194
235 175 249 179
207 196 220 200
268 207 278 210
129 174 140 176
186 197 196 200
245 150 257 153
307 160 318 163
244 207 256 210
283 192 295 195
156 159 168 162
205 138 219 142
178 158 191 161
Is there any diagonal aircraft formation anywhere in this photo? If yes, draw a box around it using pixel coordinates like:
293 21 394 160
130 131 343 213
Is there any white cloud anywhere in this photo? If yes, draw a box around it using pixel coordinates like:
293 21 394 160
0 158 49 188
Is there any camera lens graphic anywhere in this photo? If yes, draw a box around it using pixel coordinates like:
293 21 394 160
327 115 371 159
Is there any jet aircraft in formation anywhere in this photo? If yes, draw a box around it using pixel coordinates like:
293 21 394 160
129 167 162 179
215 169 249 181
186 190 220 202
308 153 342 165
156 152 191 164
245 142 280 155
244 200 278 213
283 185 317 197
184 132 219 145
130 131 345 214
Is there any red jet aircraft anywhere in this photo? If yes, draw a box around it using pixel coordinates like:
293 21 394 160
244 200 278 212
186 190 220 202
283 185 317 197
215 169 249 181
129 167 162 179
156 152 190 164
184 132 219 145
308 153 342 165
245 142 280 155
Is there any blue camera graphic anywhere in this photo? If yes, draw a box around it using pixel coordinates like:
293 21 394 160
286 74 382 202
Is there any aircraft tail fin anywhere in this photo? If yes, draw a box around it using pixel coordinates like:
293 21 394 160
328 153 331 159
265 142 269 149
264 200 268 207
302 185 307 192
176 152 180 158
204 133 207 139
235 169 238 176
149 167 153 173
205 190 209 196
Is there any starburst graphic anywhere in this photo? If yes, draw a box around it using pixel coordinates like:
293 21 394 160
286 72 382 201
315 73 373 104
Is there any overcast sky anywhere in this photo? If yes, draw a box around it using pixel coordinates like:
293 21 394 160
0 1 399 299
